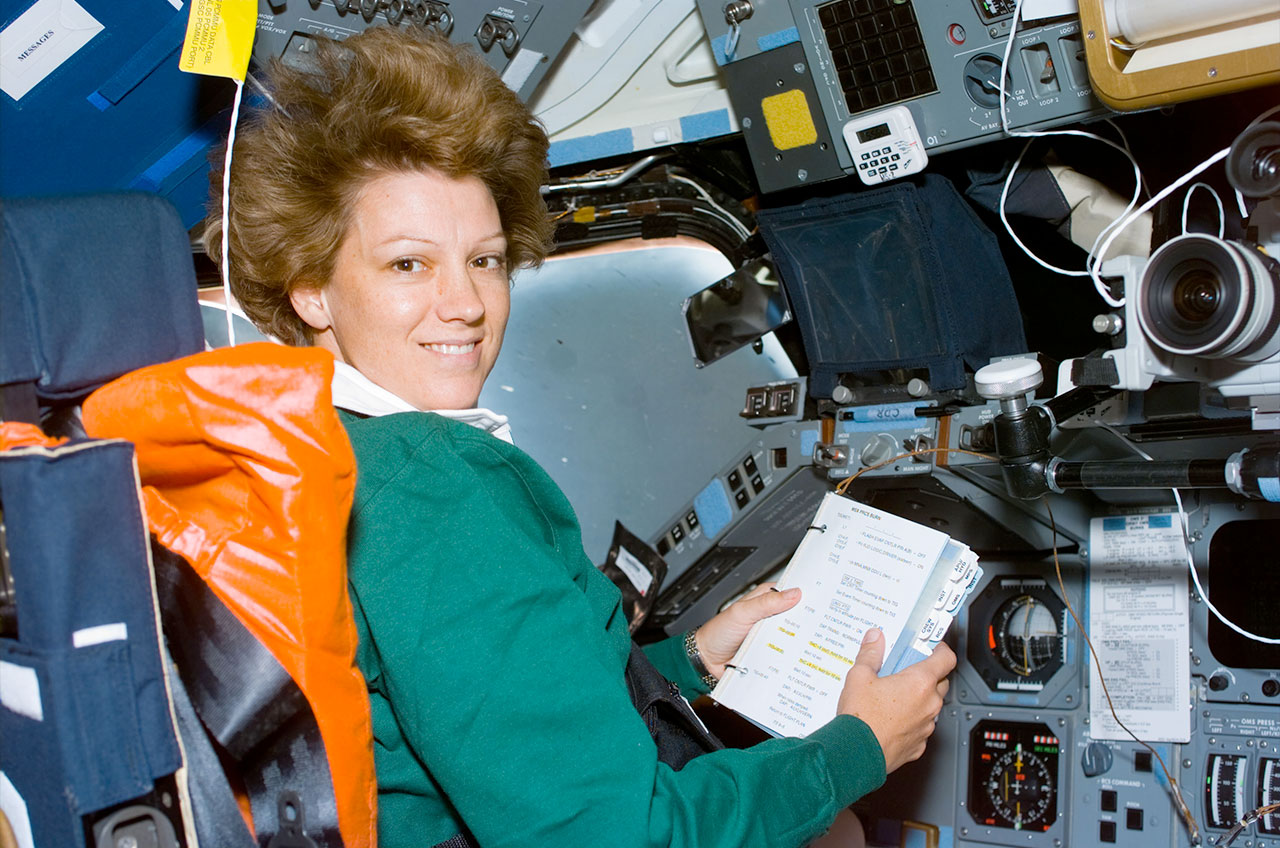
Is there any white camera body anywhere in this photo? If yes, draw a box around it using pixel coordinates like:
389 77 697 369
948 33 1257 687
1062 207 1280 429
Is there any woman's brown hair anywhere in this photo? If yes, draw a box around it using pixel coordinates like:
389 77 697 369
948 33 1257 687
203 26 553 345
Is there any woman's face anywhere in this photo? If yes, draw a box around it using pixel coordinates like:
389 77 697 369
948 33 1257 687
292 170 510 410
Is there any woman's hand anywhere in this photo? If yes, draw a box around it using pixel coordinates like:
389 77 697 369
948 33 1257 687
694 583 802 679
836 628 956 774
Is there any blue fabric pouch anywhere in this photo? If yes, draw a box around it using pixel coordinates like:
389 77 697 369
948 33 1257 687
0 438 181 848
757 174 1027 395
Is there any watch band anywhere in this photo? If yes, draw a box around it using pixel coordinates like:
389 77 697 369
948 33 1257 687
683 629 718 689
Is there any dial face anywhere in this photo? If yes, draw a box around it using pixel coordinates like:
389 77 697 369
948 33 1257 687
986 746 1055 829
967 578 1068 692
993 594 1063 678
968 721 1060 832
1207 754 1248 829
1260 758 1280 835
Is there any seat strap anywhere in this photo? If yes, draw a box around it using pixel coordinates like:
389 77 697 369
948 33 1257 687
151 542 343 848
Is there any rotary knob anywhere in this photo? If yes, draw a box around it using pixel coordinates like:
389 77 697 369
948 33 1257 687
975 359 1043 402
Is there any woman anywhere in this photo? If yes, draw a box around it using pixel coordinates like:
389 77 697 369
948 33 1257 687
205 25 955 847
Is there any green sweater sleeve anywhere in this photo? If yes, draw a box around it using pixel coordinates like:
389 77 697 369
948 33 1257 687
642 632 710 699
345 415 886 848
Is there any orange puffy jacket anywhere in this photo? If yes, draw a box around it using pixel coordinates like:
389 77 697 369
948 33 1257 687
83 342 376 848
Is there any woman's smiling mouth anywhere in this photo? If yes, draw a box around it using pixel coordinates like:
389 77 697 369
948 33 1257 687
423 342 477 355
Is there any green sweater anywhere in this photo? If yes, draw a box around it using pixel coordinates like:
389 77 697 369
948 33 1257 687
339 410 886 847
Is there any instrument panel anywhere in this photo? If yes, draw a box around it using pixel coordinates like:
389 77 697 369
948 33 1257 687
253 0 594 101
699 0 1113 192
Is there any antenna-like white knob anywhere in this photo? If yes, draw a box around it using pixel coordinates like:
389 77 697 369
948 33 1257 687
975 358 1043 401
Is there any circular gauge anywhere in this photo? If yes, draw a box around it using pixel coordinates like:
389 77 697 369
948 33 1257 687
967 577 1068 692
986 746 1055 829
968 720 1061 832
992 594 1062 678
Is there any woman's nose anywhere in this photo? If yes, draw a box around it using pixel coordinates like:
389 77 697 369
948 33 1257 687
435 263 486 323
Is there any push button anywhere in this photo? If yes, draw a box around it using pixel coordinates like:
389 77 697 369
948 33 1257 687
727 469 743 490
1101 790 1117 812
1100 820 1116 843
1126 808 1143 830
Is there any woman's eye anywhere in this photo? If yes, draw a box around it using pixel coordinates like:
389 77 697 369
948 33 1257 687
473 255 507 271
391 258 425 273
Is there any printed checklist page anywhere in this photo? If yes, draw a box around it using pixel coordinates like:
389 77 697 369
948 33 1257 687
712 493 950 737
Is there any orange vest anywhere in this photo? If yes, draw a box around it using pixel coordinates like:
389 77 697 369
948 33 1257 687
82 342 376 848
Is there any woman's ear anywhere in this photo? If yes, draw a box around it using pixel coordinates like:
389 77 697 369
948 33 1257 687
290 284 332 332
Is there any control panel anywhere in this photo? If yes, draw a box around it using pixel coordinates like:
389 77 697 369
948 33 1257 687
647 420 829 635
648 393 1279 848
253 0 594 100
699 0 1112 192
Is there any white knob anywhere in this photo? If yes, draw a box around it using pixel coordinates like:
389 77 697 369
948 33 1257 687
975 358 1043 401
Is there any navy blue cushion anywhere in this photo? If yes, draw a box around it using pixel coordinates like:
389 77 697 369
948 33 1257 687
0 193 203 400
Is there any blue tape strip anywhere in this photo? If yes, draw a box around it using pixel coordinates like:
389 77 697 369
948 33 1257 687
1102 517 1126 531
93 11 187 107
800 429 819 460
130 113 226 192
757 26 800 52
710 33 730 66
840 402 927 432
693 480 733 538
1260 477 1280 502
547 128 635 168
679 109 732 142
86 91 111 112
1148 515 1172 528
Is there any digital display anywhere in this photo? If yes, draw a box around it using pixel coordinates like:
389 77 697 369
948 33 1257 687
856 123 892 144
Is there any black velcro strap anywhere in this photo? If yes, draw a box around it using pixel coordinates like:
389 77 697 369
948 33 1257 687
151 542 342 848
1069 355 1120 388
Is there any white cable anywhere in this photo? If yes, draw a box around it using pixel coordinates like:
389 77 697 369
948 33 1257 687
1088 146 1232 307
1180 181 1225 238
220 79 245 348
667 173 753 241
1230 104 1280 220
1171 488 1280 644
993 0 1143 283
1094 422 1280 644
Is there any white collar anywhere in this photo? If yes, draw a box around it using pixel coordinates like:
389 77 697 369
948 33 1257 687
331 360 514 444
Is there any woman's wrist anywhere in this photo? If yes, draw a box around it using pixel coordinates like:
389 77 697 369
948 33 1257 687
683 629 719 689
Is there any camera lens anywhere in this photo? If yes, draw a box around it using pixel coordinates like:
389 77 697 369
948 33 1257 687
1137 234 1280 361
1171 267 1222 323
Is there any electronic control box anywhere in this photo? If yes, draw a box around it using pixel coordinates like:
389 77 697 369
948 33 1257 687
253 0 594 101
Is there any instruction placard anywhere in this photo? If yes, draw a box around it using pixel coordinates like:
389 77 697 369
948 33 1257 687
1087 513 1191 743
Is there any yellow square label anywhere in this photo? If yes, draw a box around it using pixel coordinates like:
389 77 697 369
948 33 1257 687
179 0 256 82
761 89 818 151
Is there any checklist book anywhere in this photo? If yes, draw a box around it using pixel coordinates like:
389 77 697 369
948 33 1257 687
710 492 981 737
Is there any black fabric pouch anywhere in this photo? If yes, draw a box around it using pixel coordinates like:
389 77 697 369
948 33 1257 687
625 643 724 770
